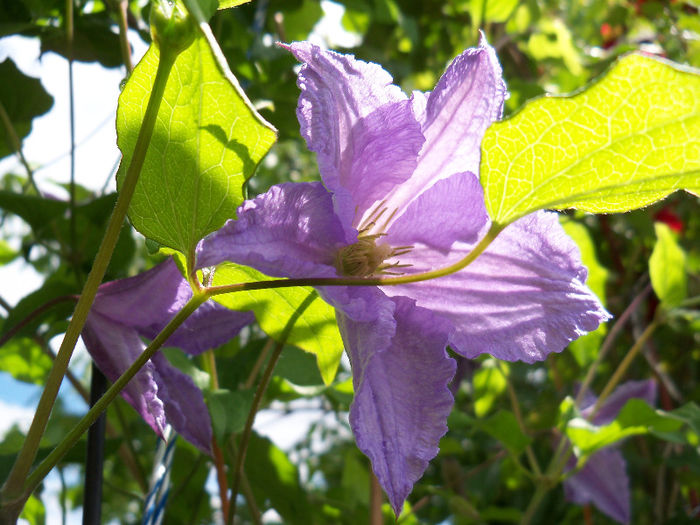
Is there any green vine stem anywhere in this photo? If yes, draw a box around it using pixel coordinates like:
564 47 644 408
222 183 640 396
227 290 320 525
21 294 206 502
589 321 659 417
0 42 181 518
116 0 134 72
66 0 77 277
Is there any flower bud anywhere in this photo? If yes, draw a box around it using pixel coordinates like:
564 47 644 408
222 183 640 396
150 0 196 54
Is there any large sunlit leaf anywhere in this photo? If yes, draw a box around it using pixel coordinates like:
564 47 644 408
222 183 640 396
481 54 700 226
116 32 276 254
211 263 344 385
649 222 687 307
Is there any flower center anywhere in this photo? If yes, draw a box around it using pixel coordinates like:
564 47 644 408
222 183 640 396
334 202 413 277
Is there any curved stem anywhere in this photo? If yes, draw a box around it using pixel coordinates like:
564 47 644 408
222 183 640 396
206 224 505 298
227 291 319 525
212 440 230 524
0 44 179 512
589 321 658 418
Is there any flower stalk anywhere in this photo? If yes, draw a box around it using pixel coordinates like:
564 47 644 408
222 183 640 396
205 223 505 298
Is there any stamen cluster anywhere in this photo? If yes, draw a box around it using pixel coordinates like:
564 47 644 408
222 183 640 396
334 202 412 277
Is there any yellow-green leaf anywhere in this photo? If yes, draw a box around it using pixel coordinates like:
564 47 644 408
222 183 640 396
649 222 687 307
218 0 251 8
481 54 700 226
211 264 344 385
116 32 276 253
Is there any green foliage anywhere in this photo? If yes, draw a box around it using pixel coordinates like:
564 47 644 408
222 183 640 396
206 388 253 441
561 218 609 367
0 191 136 277
566 399 699 460
218 0 252 9
0 191 67 232
18 494 44 525
212 263 344 385
0 60 53 160
0 337 53 385
166 440 213 523
116 32 276 254
472 359 507 417
478 410 532 455
0 272 76 342
481 54 700 225
650 222 688 308
246 432 312 525
0 240 17 265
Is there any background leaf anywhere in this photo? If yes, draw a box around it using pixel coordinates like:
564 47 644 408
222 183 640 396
0 58 53 160
218 0 253 9
0 239 17 266
0 336 53 385
472 359 506 417
116 33 276 253
566 399 692 458
478 409 532 455
481 54 700 225
561 218 609 367
649 222 687 307
246 432 312 525
212 263 344 385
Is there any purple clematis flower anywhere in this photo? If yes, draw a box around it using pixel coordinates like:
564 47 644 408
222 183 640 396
564 380 658 524
197 39 610 513
81 258 254 454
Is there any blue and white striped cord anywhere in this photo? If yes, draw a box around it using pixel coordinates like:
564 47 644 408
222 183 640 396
143 426 177 525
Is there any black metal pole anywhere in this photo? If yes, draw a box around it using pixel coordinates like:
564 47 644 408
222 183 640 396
82 364 107 525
